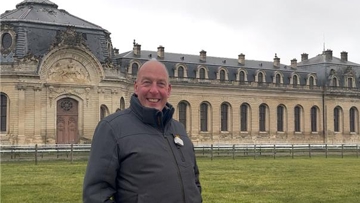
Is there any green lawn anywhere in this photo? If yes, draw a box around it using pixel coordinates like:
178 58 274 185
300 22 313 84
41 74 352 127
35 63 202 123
1 157 360 203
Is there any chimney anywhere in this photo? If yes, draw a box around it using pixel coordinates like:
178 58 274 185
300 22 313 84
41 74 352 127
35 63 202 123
325 49 333 60
341 51 348 62
273 53 280 67
157 45 164 59
301 53 308 62
114 48 119 54
238 53 245 65
133 43 141 56
291 58 297 68
200 50 206 62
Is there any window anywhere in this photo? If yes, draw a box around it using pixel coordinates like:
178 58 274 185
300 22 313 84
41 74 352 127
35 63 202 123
277 106 284 131
221 103 228 131
332 77 337 87
199 68 205 79
239 71 245 84
179 102 187 129
258 72 263 83
348 78 353 88
200 103 208 131
350 107 356 132
1 33 12 49
276 74 281 86
132 63 138 76
293 75 298 87
100 105 109 120
0 93 7 132
259 104 266 131
240 104 248 131
120 97 125 110
178 66 184 78
309 76 314 88
311 106 317 132
220 70 225 82
294 106 301 132
334 107 340 132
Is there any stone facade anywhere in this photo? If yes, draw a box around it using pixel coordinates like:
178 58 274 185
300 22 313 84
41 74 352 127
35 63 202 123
1 0 359 145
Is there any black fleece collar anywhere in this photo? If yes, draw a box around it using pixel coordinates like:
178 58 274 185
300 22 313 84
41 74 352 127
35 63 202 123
130 94 174 128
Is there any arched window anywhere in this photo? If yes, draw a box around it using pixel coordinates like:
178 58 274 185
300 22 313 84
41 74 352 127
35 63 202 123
348 78 353 88
293 75 298 87
334 107 340 132
277 105 284 132
259 104 266 131
311 106 317 132
350 107 356 132
120 97 125 110
178 102 187 129
132 63 139 76
309 76 314 88
199 68 205 79
221 103 228 131
239 71 245 84
294 106 301 132
276 74 281 86
332 77 337 87
100 105 109 120
220 70 225 82
0 93 8 132
240 104 248 131
178 66 184 78
258 72 263 83
200 103 208 131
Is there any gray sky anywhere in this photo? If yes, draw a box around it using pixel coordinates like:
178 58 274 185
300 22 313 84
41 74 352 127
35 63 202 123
2 0 360 64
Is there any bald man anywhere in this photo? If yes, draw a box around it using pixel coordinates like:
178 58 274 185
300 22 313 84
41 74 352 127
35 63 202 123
83 60 202 203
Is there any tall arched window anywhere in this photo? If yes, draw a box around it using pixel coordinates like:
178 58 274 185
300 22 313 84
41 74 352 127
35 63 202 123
199 68 205 79
240 104 248 131
132 63 139 76
200 103 208 131
277 105 284 131
120 97 125 110
334 107 340 132
311 106 317 132
178 102 187 129
178 66 184 78
350 107 356 132
239 71 245 84
220 70 225 82
294 106 301 132
348 78 353 88
332 77 337 87
100 105 109 120
221 103 228 131
259 104 266 131
0 93 8 132
276 74 281 86
293 75 298 87
258 72 264 83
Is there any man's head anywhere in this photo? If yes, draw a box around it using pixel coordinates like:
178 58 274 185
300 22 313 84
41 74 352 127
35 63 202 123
134 60 171 111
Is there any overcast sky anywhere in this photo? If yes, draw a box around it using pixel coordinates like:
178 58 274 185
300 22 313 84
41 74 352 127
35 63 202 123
2 0 360 64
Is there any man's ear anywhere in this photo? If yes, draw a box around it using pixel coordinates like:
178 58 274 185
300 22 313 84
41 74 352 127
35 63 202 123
167 84 172 98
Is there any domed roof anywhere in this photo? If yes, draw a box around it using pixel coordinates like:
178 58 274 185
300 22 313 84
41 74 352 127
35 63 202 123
1 0 103 30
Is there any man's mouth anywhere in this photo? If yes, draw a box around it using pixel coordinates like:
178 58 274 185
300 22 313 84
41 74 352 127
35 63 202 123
147 98 160 103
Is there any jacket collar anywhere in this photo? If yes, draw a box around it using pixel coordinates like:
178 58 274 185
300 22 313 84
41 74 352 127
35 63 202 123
130 94 174 128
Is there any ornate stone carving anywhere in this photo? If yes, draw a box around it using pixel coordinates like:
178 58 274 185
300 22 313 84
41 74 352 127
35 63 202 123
51 27 86 48
47 59 90 83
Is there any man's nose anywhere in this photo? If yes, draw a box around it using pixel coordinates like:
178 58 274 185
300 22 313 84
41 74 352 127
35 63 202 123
149 83 159 93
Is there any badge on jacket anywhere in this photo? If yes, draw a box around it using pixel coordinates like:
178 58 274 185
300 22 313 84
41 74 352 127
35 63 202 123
174 135 184 146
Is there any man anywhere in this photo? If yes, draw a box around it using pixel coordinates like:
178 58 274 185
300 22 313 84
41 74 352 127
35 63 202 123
83 60 202 203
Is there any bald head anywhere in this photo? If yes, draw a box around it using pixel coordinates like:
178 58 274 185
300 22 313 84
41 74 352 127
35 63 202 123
136 60 169 83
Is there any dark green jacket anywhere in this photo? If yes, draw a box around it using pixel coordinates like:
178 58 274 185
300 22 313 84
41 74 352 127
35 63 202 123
83 94 202 203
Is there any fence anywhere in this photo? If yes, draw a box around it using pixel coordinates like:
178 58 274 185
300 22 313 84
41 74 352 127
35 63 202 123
1 144 359 164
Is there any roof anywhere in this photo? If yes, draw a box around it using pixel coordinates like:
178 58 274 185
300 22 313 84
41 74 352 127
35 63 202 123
1 0 105 31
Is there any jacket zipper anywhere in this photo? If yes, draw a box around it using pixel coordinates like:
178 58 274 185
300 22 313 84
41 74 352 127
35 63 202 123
165 134 186 203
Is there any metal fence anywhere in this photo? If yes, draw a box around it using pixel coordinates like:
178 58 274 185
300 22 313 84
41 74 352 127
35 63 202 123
1 144 359 164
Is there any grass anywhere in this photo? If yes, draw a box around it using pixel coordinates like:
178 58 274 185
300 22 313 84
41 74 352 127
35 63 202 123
1 157 360 202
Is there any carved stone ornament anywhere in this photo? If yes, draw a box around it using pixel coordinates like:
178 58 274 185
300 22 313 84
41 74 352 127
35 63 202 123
0 24 16 54
102 57 115 69
51 27 86 48
47 59 90 84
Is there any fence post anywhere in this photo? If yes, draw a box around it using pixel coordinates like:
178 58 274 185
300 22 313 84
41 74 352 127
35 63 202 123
70 144 73 164
273 144 276 159
35 144 38 165
309 144 311 158
357 144 359 158
232 144 235 160
341 144 344 158
325 144 328 158
210 144 213 161
254 144 256 160
291 144 294 159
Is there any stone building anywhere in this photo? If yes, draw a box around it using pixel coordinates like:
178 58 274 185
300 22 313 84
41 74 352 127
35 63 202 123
1 0 359 145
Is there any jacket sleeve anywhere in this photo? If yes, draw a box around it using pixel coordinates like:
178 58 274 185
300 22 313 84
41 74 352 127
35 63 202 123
83 120 119 203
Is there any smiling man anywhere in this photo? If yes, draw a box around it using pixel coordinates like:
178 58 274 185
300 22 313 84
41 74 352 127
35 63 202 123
83 60 202 203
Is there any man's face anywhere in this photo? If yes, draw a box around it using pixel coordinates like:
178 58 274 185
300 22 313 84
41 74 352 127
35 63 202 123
134 61 171 111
